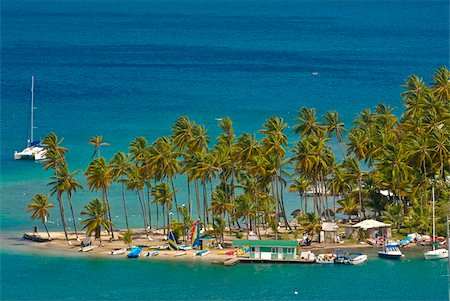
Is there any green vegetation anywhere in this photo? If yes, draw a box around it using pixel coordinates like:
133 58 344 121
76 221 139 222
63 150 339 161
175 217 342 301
26 193 54 239
35 67 450 243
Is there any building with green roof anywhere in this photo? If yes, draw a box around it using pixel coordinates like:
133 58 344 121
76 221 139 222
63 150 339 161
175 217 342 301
232 239 298 260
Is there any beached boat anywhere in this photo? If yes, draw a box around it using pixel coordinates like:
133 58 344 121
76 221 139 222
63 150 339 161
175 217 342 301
146 251 159 257
14 76 47 161
193 250 210 257
23 233 51 242
79 245 97 252
378 244 404 259
424 187 449 260
316 253 336 264
110 248 127 255
178 245 192 250
127 247 142 258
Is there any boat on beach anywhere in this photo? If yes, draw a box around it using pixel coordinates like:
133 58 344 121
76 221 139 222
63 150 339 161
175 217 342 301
110 248 127 255
127 247 142 258
146 251 159 257
14 76 47 161
79 245 97 252
193 250 210 257
23 233 51 242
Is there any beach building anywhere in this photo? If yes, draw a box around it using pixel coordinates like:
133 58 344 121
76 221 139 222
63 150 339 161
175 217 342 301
232 240 298 260
199 234 215 250
320 222 339 243
345 219 392 239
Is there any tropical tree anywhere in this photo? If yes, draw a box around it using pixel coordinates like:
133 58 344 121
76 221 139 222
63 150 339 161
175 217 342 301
151 182 178 234
381 203 405 232
298 213 321 242
110 152 132 230
337 196 360 222
27 193 54 239
84 157 115 240
88 135 110 158
80 198 113 246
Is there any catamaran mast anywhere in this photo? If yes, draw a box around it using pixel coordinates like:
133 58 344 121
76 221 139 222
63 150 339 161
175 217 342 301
30 76 34 145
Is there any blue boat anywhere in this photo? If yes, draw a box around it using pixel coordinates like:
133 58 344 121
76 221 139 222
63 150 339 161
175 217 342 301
127 247 142 258
378 244 404 259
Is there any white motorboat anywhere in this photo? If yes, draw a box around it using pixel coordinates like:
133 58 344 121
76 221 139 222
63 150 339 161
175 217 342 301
193 250 210 257
14 76 47 161
424 186 449 260
348 253 368 265
316 253 335 264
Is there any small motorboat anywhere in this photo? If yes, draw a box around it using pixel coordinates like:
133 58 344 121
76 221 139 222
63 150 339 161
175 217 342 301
127 247 142 258
347 252 368 265
193 250 210 257
378 244 404 259
110 248 127 255
146 251 159 257
298 251 316 263
316 253 336 264
178 245 192 250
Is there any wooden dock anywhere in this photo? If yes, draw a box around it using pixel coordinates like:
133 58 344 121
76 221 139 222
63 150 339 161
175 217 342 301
224 257 315 266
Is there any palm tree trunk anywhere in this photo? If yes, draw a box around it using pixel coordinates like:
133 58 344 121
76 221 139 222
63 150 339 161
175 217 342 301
67 194 79 240
202 180 209 225
57 194 70 243
121 180 130 231
137 191 149 237
104 191 115 240
146 186 152 229
42 221 51 239
195 180 201 220
187 179 192 218
170 178 180 221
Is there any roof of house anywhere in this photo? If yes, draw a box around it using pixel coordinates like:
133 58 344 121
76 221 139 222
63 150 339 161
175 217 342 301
353 219 390 229
322 222 339 232
231 239 298 247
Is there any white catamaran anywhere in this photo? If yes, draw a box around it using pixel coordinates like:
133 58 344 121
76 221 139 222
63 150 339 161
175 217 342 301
424 186 449 260
14 76 47 161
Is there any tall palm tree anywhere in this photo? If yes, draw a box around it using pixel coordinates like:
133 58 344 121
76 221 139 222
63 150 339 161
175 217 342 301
151 182 178 234
84 157 115 240
58 165 83 240
81 198 113 246
288 176 311 214
27 193 54 239
323 111 347 160
432 66 450 102
88 135 110 158
293 107 321 137
125 164 150 237
110 152 132 230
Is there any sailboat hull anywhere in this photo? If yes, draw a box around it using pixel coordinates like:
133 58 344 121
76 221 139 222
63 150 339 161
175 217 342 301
424 249 448 260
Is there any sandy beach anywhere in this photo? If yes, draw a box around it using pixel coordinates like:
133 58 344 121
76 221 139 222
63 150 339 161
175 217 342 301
22 228 387 263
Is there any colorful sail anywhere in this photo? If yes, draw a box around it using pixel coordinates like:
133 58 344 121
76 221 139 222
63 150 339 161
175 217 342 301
168 230 179 251
190 221 200 248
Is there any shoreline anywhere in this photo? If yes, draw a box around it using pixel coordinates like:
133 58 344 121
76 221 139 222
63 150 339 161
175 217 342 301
11 229 433 263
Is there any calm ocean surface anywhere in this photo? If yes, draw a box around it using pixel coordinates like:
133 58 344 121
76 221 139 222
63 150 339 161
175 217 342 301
1 0 448 299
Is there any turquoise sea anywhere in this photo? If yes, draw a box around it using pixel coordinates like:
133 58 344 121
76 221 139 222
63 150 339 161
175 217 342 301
1 0 449 300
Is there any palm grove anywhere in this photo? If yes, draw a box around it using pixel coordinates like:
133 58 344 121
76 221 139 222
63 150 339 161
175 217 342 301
27 68 450 245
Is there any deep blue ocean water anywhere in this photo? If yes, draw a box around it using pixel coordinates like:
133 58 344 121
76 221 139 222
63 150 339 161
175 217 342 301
1 0 449 299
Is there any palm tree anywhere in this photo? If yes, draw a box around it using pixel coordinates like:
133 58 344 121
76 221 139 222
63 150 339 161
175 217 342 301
337 196 360 222
81 198 113 246
151 182 178 234
110 152 132 230
84 157 115 240
323 111 347 160
298 213 322 242
125 164 149 236
88 135 110 158
293 107 321 137
58 165 83 241
381 203 405 232
27 193 54 239
432 66 450 102
288 176 311 214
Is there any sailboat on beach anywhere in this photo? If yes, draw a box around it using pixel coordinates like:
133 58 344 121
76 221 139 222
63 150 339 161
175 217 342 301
14 76 47 160
424 186 448 260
